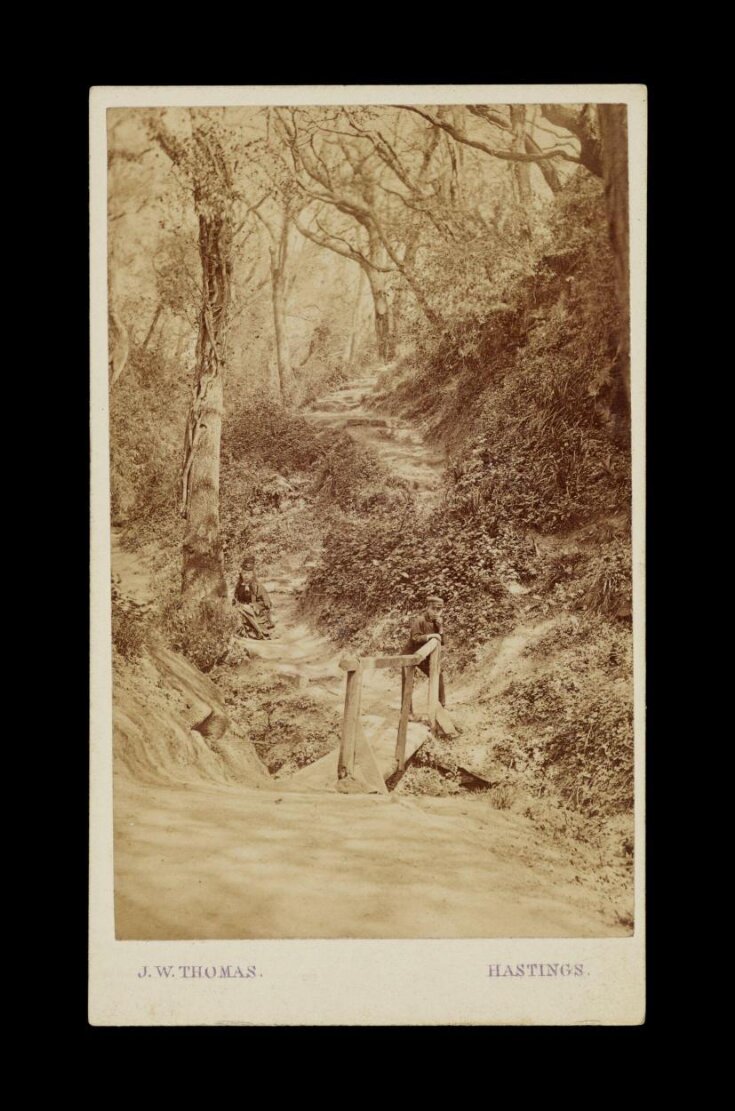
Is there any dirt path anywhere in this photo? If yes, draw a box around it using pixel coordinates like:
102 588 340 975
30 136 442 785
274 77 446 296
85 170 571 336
235 374 448 758
303 374 446 506
241 377 541 773
239 554 434 775
115 778 627 939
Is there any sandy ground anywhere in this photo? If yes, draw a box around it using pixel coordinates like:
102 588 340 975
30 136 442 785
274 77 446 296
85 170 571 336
111 374 632 940
114 777 627 939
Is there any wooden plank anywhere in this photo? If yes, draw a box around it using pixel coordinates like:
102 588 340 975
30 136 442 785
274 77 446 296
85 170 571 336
286 721 431 793
375 640 438 668
339 639 438 672
395 665 415 771
402 722 430 765
428 643 441 728
338 663 363 778
353 721 389 794
339 653 411 671
373 653 420 669
415 639 438 664
371 719 429 782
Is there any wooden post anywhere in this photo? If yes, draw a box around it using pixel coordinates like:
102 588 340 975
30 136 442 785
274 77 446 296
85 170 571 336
428 642 441 729
338 660 363 779
395 665 415 771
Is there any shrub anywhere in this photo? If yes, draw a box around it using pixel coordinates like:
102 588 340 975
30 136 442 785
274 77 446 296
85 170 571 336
397 765 462 797
311 433 411 513
109 347 187 541
305 494 521 659
580 542 632 618
223 400 328 476
494 618 633 818
160 597 239 673
111 586 148 660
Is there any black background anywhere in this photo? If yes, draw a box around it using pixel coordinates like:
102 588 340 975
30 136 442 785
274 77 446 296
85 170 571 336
41 41 673 1058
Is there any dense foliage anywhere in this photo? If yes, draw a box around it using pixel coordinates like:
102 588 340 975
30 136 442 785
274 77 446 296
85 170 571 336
300 170 634 819
307 175 631 641
497 617 634 817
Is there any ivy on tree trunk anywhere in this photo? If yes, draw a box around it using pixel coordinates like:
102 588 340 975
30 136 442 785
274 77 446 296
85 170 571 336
180 209 232 604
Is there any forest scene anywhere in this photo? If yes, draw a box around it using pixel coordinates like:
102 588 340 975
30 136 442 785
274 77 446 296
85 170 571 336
108 99 636 940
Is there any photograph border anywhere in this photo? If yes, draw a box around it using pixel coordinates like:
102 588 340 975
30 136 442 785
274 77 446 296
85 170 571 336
90 82 647 1026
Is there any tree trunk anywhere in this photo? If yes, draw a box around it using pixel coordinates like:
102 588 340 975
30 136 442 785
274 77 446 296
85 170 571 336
598 104 631 423
271 251 297 405
510 106 532 204
438 107 461 206
267 218 298 406
390 273 409 341
524 133 562 194
174 322 187 363
538 103 630 423
510 105 533 241
378 229 441 330
365 235 395 361
541 104 602 177
344 265 366 370
180 211 231 605
389 235 430 334
367 267 394 361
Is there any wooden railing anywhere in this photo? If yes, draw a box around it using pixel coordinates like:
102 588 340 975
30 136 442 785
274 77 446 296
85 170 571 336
337 637 441 780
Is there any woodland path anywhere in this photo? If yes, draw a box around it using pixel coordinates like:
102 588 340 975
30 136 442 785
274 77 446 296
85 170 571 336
240 372 446 787
112 374 630 939
302 373 445 506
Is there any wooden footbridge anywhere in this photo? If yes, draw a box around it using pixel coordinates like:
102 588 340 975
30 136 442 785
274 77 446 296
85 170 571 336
288 637 456 794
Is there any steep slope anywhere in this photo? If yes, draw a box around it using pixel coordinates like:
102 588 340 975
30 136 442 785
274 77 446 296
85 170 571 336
114 644 270 789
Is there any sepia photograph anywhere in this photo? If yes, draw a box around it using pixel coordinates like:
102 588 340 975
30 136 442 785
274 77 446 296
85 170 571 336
91 85 645 1024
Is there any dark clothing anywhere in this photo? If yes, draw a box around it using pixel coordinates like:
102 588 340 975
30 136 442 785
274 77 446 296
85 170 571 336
233 573 273 638
403 612 444 656
409 659 446 707
401 610 447 712
234 574 272 612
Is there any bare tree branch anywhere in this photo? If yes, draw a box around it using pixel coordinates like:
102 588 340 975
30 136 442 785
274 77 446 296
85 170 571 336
524 134 563 193
232 191 271 237
397 105 582 166
466 105 513 131
293 212 393 273
340 108 437 198
314 216 364 259
540 104 602 176
370 209 441 325
375 181 450 240
292 213 364 264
